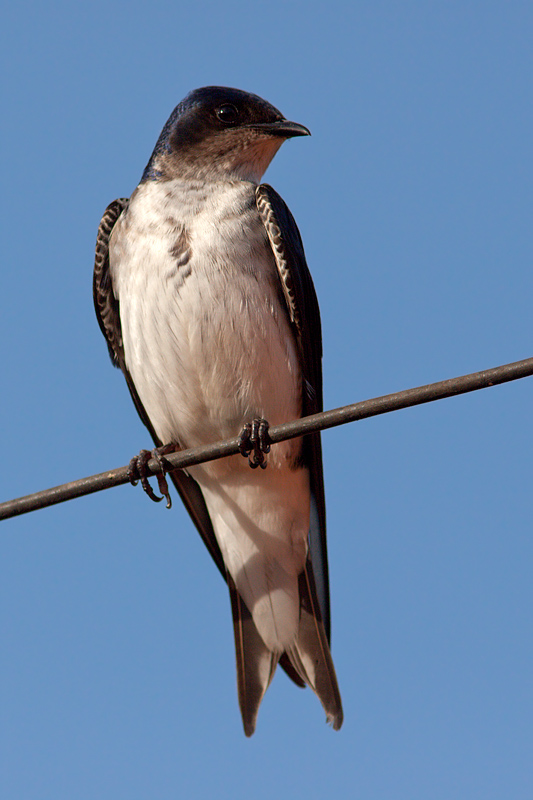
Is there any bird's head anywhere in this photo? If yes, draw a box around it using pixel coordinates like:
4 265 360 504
141 86 310 184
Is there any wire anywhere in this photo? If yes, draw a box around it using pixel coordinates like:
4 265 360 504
1 355 532 522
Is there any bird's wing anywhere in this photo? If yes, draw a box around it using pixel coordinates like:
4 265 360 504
93 199 226 576
93 199 129 369
255 184 331 639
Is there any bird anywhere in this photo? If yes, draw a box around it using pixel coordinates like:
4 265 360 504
93 86 343 736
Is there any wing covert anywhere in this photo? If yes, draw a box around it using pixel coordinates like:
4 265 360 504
93 198 129 368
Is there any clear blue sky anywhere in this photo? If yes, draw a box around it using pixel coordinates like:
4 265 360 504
1 2 532 798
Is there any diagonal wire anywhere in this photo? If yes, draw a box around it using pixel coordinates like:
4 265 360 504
1 355 532 522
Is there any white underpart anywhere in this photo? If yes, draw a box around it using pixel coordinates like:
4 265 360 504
110 177 309 651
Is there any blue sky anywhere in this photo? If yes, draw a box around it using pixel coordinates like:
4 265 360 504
1 2 532 798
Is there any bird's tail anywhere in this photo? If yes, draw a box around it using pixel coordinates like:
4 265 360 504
228 559 343 736
285 562 344 730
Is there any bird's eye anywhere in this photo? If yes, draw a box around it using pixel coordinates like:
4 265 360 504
216 104 239 124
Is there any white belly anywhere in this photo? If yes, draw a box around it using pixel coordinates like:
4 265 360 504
110 178 309 649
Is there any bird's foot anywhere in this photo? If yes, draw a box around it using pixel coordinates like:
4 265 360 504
238 418 271 469
128 444 177 509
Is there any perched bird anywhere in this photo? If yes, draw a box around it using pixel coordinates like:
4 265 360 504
93 86 343 735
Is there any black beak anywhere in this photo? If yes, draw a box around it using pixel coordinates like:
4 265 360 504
246 119 311 138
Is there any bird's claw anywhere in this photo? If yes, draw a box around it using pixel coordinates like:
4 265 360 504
128 445 176 509
238 418 271 469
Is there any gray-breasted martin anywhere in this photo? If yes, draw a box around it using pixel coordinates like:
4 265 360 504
94 86 343 735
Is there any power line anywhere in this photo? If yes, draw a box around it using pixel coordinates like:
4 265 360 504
1 355 532 522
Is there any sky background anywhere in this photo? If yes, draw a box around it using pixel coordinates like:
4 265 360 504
1 2 532 798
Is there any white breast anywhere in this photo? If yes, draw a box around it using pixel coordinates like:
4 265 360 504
110 179 301 454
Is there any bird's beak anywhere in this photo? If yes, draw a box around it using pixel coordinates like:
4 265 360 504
246 120 311 138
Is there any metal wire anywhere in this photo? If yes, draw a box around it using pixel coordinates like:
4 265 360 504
1 355 532 522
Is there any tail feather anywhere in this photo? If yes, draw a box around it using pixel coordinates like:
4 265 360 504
228 559 343 735
228 575 277 737
286 561 343 730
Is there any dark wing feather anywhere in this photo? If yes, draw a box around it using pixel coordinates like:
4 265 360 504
93 198 226 575
255 184 331 641
93 198 128 369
